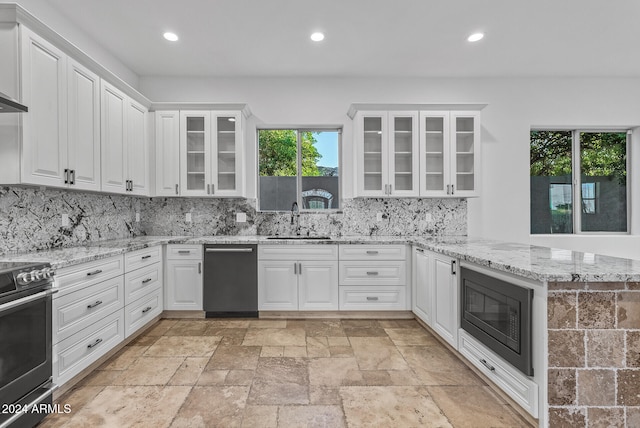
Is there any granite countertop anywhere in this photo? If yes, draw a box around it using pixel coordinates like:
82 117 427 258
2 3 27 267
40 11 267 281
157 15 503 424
2 235 640 283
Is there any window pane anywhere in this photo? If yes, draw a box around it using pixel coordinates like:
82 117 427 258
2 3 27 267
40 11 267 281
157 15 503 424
530 131 573 234
301 131 339 210
258 130 298 211
580 132 627 232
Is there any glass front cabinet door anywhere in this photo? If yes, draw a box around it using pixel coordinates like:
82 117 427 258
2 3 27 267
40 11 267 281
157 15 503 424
179 111 243 197
419 111 480 197
356 111 419 197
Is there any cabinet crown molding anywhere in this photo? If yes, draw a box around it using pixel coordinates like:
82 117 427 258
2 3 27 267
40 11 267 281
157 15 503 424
151 103 252 118
347 103 488 119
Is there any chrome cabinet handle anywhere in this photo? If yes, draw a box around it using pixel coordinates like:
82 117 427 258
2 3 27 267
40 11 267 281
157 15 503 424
142 278 152 284
480 358 495 372
416 248 424 253
87 338 103 349
87 300 103 309
207 184 211 194
87 269 103 276
70 169 75 185
366 271 379 276
388 184 392 195
175 184 179 195
366 296 379 301
64 168 69 184
446 184 450 195
142 306 153 314
451 260 456 275
178 250 191 254
299 263 302 274
141 255 152 260
294 263 297 275
451 184 454 195
366 251 379 255
198 262 201 274
211 184 215 195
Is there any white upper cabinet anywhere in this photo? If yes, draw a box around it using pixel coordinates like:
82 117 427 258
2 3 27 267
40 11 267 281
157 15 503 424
179 110 244 197
154 111 180 196
419 111 480 197
101 81 149 195
20 26 68 187
355 111 419 197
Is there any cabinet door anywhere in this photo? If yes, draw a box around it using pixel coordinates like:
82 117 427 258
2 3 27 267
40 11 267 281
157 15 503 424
299 260 339 310
258 260 298 310
212 112 243 196
388 112 419 196
101 80 127 194
67 59 100 191
165 259 203 310
20 26 67 187
357 112 388 196
450 111 480 197
180 111 211 196
432 253 458 348
412 247 432 326
127 99 149 195
155 111 180 196
419 111 450 196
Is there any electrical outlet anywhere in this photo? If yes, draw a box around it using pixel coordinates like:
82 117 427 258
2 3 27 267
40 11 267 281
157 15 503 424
61 213 70 227
376 212 383 222
185 213 192 222
236 212 247 223
425 213 433 222
135 212 140 222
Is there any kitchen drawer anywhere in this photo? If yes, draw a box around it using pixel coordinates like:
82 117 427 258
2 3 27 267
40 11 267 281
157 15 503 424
124 288 163 338
55 255 124 296
338 244 406 260
458 330 539 418
53 275 124 344
125 246 162 272
124 262 162 305
339 286 408 310
54 309 125 387
166 244 203 260
339 261 406 286
258 244 338 261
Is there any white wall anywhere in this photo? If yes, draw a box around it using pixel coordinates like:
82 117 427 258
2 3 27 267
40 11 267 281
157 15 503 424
13 0 139 88
140 76 640 259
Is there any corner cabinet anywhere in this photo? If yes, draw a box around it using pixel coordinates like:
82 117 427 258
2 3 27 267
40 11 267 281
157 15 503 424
179 111 245 197
355 111 419 197
419 111 480 197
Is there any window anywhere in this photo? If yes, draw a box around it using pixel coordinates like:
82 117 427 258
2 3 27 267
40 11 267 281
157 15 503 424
258 129 340 211
530 130 628 234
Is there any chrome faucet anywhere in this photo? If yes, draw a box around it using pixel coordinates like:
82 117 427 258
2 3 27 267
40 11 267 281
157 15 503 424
291 201 301 235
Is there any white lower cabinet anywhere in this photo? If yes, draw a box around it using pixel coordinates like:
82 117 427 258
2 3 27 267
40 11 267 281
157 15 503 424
123 247 163 337
165 245 203 311
124 288 162 337
258 245 339 311
412 246 432 326
432 251 458 348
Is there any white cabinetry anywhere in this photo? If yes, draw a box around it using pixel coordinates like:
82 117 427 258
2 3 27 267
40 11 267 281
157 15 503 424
355 111 419 197
165 244 203 311
338 244 410 310
419 111 480 197
101 80 149 195
258 245 339 311
412 246 432 326
179 111 244 197
123 247 163 337
155 111 180 196
432 251 459 348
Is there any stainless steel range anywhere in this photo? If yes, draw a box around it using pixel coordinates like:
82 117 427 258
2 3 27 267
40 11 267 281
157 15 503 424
0 262 56 428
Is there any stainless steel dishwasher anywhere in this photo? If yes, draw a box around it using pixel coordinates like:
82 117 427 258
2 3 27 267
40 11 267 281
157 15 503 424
203 244 258 317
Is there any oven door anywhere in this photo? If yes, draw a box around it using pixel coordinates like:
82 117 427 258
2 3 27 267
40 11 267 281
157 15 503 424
0 287 54 412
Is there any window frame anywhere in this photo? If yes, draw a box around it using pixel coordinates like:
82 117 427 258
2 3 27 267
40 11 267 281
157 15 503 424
257 126 342 213
531 128 631 235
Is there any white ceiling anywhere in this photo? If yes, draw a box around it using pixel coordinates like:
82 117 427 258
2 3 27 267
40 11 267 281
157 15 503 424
47 0 640 79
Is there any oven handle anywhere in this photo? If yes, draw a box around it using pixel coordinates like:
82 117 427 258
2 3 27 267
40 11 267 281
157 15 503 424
0 381 57 428
0 288 58 314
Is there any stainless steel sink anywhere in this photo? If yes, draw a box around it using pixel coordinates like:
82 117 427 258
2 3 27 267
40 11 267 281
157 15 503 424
266 236 331 240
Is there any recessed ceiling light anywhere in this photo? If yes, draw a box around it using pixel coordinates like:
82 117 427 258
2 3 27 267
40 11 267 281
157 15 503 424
310 32 325 42
467 32 484 42
163 32 179 42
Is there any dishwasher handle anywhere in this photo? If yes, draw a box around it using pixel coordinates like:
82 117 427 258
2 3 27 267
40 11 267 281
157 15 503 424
205 248 253 253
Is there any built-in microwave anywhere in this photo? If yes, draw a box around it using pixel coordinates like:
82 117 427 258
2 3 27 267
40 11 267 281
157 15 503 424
460 266 534 376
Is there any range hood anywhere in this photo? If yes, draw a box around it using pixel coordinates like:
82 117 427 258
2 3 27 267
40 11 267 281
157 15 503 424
0 92 28 113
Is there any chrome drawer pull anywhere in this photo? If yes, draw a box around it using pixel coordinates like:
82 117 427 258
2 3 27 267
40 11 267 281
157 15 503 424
86 269 103 276
366 250 379 255
480 359 495 372
366 296 379 301
87 338 103 349
366 271 379 276
87 300 103 309
142 306 153 313
142 278 152 284
178 250 191 254
141 255 152 260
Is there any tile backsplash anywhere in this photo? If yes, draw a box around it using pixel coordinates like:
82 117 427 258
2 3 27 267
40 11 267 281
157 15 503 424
0 186 467 255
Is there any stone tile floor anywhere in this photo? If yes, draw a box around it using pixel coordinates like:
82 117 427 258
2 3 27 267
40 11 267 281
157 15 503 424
41 318 532 427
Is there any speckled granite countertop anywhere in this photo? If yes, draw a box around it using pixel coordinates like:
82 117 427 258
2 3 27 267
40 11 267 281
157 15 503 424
1 235 639 283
